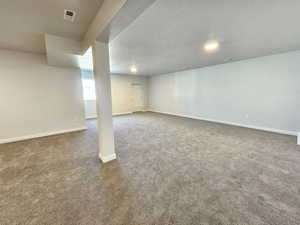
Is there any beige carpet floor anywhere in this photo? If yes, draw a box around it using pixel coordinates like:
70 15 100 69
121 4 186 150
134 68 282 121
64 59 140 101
0 112 300 225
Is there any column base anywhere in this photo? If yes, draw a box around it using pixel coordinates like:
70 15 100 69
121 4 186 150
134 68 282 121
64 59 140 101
99 153 117 163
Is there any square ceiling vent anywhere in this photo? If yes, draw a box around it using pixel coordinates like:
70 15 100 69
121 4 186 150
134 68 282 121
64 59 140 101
64 10 76 22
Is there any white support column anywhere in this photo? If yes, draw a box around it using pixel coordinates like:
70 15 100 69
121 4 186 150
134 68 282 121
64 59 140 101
92 41 116 163
297 133 300 145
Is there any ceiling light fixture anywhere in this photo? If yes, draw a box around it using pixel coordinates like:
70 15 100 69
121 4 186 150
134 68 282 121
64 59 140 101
131 66 138 73
204 41 219 52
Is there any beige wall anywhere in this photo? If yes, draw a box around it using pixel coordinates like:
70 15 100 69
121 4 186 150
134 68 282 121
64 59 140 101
0 49 86 143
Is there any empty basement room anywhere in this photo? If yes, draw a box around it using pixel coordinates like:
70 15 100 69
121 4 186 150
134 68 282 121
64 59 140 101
0 0 300 225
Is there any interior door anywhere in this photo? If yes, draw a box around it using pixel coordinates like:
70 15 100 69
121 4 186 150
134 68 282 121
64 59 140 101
132 84 145 112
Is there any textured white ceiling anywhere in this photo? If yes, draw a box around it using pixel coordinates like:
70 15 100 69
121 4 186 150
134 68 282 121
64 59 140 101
0 0 104 53
109 0 300 76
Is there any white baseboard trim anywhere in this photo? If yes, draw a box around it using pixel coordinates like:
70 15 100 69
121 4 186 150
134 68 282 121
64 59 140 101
113 112 133 116
149 110 297 137
86 116 97 120
85 111 146 119
99 153 117 163
0 126 87 144
297 133 300 145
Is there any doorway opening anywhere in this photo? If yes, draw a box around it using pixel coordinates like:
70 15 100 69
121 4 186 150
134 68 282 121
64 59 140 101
131 83 146 112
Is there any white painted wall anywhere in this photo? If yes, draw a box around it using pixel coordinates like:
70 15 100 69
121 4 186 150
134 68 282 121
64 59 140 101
111 74 148 114
0 49 86 143
81 70 148 118
84 100 98 119
149 51 300 135
45 34 82 69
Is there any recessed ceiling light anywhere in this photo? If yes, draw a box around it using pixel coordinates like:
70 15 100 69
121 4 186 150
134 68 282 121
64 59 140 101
131 66 137 73
204 41 219 52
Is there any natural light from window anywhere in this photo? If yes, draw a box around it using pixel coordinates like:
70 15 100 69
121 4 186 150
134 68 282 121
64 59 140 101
82 79 96 100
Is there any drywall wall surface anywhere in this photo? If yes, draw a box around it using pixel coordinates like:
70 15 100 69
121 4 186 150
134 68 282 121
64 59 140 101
149 51 300 134
81 70 149 117
111 74 148 114
0 49 85 142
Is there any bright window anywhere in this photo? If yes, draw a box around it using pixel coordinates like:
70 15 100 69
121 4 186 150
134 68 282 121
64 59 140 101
82 79 96 100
